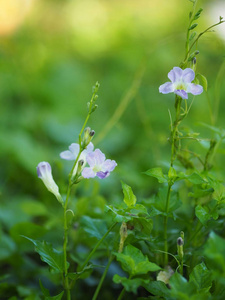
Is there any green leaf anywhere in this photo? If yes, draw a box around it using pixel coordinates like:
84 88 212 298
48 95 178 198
195 205 211 226
189 32 197 41
105 205 131 223
39 280 50 296
170 272 197 298
197 73 208 91
80 216 107 240
113 274 149 294
204 232 225 273
113 244 160 276
189 262 212 293
45 291 64 300
177 172 206 184
121 181 137 207
22 237 66 273
144 281 169 297
194 8 203 20
143 168 168 183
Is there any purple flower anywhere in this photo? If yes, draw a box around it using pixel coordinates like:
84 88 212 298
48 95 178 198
82 149 117 179
159 67 203 99
60 142 94 177
37 162 62 203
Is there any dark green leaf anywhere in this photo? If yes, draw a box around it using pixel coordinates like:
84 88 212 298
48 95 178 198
80 216 107 240
189 23 198 30
189 262 212 293
144 281 169 297
113 274 149 294
22 237 66 273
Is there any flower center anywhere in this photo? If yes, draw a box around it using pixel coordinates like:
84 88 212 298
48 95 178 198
175 82 187 91
93 165 102 173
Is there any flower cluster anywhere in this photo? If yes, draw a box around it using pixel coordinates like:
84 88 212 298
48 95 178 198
159 67 203 99
37 138 117 201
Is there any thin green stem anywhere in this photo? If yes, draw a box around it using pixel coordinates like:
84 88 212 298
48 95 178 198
92 255 114 300
164 97 182 266
117 274 132 300
80 222 118 271
63 183 72 300
163 183 172 266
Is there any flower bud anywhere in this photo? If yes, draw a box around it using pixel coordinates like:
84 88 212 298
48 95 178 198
82 127 95 148
37 162 63 205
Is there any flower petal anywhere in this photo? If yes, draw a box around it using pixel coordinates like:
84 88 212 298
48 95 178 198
68 143 80 156
96 171 109 179
174 90 188 99
168 67 182 83
82 167 96 178
60 150 76 160
159 82 174 94
86 142 94 153
102 159 117 172
182 68 195 83
187 83 203 95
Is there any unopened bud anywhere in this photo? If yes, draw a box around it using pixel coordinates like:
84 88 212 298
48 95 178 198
82 127 95 148
177 237 184 246
90 130 95 137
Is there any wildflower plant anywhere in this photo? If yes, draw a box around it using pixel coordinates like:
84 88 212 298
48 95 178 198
20 0 225 299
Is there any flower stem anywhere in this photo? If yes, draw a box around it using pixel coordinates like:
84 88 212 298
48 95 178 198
164 96 182 266
63 183 72 300
92 255 114 300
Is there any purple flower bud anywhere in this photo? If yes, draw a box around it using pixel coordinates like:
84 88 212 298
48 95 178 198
37 162 62 203
159 67 203 99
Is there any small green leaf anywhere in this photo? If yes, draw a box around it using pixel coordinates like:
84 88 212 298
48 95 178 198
113 244 160 276
121 181 137 207
22 237 66 273
39 280 50 296
195 205 210 225
189 32 197 41
113 274 149 294
189 23 198 30
105 205 131 222
144 168 168 183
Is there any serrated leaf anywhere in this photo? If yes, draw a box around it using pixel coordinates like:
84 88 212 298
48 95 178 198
80 216 107 240
113 244 160 276
121 181 137 207
113 274 149 294
22 236 66 273
189 262 212 293
144 168 168 183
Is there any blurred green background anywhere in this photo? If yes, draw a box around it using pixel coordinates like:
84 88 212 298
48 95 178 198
0 0 225 297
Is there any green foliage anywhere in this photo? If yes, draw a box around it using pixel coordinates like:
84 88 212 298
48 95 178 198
144 168 168 183
113 244 161 276
22 237 66 273
121 181 137 207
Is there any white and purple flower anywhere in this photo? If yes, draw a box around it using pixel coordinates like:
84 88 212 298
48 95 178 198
159 67 203 99
82 149 117 179
37 162 62 203
60 142 94 177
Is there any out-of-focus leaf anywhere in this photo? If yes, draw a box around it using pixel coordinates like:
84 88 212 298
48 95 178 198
121 181 137 207
10 222 47 243
195 205 211 226
189 262 212 293
22 237 66 273
144 281 169 297
113 274 149 293
80 216 107 240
